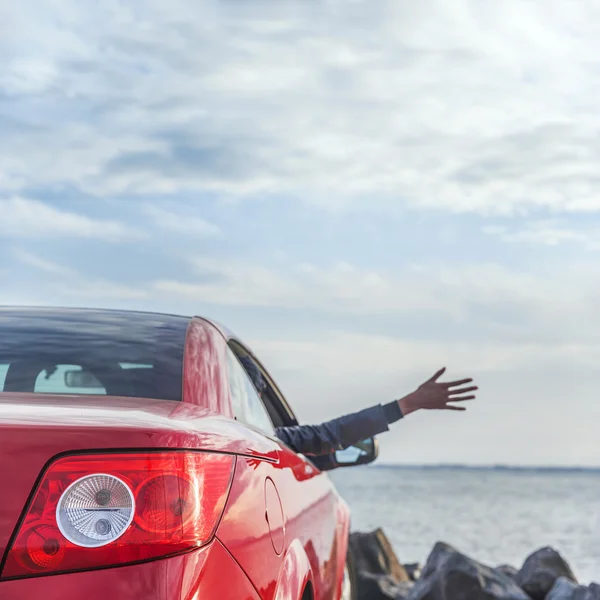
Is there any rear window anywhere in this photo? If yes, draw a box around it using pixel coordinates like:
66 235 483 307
0 309 189 401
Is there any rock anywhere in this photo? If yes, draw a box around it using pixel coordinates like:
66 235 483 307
404 563 422 582
547 577 600 600
546 577 577 600
546 578 578 600
349 529 411 583
356 572 414 599
395 582 415 599
496 565 519 581
349 529 411 599
407 542 531 600
516 547 577 600
394 581 414 600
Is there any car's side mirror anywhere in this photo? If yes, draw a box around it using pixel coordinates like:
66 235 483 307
333 437 379 468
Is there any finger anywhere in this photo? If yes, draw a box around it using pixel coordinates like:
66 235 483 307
428 367 446 383
444 405 467 411
445 378 473 388
447 395 476 402
448 386 478 395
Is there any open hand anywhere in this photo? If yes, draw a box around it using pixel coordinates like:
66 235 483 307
398 367 477 416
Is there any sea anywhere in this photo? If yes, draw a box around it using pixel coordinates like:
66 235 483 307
329 465 600 584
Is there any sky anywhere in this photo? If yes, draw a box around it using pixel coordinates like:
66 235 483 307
2 0 600 466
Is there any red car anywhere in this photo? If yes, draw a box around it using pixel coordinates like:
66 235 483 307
0 308 377 600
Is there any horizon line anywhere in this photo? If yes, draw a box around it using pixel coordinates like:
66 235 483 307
372 463 600 471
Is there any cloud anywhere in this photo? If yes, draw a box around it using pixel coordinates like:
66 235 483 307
56 279 149 300
252 332 600 379
3 1 600 216
144 205 220 236
13 249 75 277
150 256 600 345
484 220 600 249
0 58 59 95
0 197 144 241
13 249 148 300
153 257 444 313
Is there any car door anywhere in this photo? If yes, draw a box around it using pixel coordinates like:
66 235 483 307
215 342 343 600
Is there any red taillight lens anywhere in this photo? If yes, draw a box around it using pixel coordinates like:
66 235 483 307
135 474 197 533
1 452 235 580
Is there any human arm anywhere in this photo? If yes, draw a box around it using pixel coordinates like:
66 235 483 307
274 367 476 457
275 401 401 457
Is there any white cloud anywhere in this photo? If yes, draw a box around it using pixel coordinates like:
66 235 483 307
144 205 220 236
252 332 600 380
56 279 148 300
13 249 148 300
484 220 600 249
150 256 600 346
0 58 58 95
153 257 444 313
13 249 75 277
0 197 143 241
3 1 600 215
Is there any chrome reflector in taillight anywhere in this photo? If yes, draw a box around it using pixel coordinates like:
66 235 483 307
57 474 135 548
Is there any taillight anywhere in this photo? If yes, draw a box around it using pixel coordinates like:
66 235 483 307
1 452 235 580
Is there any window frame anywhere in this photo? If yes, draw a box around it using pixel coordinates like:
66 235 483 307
228 340 299 429
225 345 276 436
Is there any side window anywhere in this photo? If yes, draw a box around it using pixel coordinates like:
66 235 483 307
226 348 275 435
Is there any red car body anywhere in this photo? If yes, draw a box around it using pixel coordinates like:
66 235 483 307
0 310 351 600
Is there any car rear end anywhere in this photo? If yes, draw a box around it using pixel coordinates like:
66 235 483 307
0 308 260 599
0 429 260 599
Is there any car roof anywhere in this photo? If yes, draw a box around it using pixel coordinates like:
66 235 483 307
0 306 238 341
0 306 192 324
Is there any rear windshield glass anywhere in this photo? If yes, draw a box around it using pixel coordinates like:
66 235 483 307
0 309 189 401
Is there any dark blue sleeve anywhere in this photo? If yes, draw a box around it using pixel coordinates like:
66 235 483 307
307 454 338 471
275 404 393 456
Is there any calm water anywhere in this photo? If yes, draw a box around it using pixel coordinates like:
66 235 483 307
329 466 600 584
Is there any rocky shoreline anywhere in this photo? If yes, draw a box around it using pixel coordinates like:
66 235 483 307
350 528 599 600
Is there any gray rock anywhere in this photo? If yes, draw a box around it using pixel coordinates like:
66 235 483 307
547 577 600 600
404 563 422 582
547 578 578 600
395 581 416 599
407 542 530 600
349 529 411 599
516 547 577 600
357 572 414 599
496 565 519 581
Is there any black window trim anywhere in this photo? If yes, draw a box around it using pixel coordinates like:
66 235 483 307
227 340 299 429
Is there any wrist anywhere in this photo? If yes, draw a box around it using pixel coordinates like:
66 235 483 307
398 394 418 416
